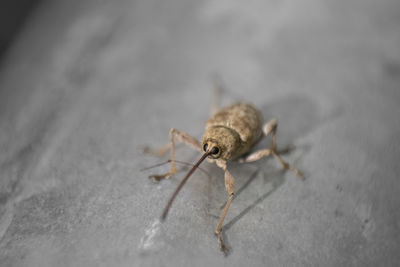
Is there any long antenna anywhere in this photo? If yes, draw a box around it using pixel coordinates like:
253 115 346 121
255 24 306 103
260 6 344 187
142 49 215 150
161 152 211 221
140 159 211 178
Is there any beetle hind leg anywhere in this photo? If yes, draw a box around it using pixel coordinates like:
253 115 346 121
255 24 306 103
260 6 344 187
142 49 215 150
240 119 303 178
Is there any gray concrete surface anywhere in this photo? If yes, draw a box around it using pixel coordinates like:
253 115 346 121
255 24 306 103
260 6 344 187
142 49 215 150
1 0 400 266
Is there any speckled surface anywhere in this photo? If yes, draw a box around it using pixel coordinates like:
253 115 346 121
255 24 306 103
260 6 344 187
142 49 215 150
0 0 400 266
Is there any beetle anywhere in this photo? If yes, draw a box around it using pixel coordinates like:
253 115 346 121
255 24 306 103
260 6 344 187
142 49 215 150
145 102 303 253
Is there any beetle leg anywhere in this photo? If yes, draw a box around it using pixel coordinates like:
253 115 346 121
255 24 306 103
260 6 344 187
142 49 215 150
239 148 272 163
145 128 201 182
240 120 303 178
215 160 235 254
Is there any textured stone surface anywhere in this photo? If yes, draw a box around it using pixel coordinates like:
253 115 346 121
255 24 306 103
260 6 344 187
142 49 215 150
0 0 400 266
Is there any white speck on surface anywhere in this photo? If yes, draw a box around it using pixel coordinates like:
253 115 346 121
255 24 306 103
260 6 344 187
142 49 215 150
138 219 163 252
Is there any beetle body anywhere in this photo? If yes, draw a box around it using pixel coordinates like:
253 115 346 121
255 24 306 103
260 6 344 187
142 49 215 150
202 103 263 161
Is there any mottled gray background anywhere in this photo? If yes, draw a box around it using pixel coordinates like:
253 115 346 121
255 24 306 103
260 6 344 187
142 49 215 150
0 0 400 266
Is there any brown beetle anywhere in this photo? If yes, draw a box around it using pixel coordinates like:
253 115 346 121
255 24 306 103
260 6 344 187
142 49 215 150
145 101 303 253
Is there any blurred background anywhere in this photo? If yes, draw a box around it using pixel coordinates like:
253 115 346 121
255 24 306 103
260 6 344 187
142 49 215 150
0 0 40 60
0 0 399 266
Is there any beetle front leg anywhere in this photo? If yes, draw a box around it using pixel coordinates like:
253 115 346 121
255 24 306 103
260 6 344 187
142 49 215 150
145 128 201 182
215 160 235 254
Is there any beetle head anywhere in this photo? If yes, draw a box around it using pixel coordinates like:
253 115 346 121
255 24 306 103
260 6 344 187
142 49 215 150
202 126 241 160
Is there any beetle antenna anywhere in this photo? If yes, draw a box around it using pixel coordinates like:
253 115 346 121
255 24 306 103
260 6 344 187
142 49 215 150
140 159 211 178
161 152 211 221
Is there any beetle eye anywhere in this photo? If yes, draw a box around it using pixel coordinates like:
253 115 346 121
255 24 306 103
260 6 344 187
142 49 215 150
203 143 208 152
211 147 219 155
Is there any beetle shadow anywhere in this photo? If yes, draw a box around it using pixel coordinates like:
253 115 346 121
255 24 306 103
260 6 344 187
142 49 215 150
259 94 342 146
222 167 286 234
216 166 287 255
